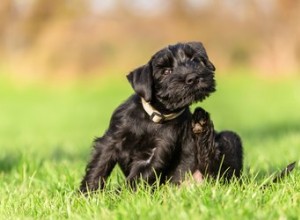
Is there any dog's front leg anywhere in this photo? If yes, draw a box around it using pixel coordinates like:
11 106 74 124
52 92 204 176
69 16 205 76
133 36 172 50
126 146 172 187
80 135 117 193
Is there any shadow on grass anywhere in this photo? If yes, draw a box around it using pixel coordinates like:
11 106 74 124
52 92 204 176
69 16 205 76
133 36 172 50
49 147 89 162
240 120 300 141
0 154 22 173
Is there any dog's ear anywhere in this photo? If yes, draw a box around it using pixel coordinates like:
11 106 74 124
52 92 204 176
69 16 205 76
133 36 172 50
187 41 216 71
127 64 153 102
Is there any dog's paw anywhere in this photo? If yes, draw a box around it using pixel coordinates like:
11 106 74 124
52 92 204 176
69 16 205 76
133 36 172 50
181 170 204 187
192 170 204 183
192 107 210 134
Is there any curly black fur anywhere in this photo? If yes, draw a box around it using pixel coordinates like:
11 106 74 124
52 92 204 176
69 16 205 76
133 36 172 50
79 42 242 193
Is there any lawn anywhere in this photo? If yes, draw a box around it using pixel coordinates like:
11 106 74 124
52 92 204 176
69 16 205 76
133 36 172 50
0 73 300 219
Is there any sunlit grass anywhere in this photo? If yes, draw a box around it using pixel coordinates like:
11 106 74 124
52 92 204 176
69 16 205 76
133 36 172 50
0 74 300 219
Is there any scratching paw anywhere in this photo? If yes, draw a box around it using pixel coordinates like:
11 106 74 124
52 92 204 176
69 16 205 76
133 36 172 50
192 107 210 134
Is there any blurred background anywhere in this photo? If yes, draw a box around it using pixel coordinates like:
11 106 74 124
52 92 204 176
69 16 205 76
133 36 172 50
1 2 300 209
1 0 300 83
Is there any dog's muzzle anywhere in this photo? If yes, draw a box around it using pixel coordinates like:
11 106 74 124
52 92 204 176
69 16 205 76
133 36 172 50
141 98 185 123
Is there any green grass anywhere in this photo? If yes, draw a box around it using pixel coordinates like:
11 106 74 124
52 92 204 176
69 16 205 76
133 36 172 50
1 74 300 219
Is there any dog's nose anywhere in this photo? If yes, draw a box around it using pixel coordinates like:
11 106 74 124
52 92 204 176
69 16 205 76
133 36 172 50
185 73 199 85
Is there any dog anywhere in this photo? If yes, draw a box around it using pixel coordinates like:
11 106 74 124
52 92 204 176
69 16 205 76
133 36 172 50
80 42 243 193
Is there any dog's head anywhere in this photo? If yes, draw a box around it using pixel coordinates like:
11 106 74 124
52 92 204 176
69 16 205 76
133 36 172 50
127 42 216 111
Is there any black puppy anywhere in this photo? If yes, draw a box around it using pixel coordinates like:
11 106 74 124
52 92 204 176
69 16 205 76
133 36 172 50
191 107 243 181
80 42 241 192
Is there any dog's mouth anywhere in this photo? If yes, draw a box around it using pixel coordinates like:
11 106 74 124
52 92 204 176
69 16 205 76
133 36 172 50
155 76 215 111
184 78 211 91
198 79 210 89
189 82 215 101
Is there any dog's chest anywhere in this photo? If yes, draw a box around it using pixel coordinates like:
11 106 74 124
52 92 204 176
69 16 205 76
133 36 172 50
123 121 181 151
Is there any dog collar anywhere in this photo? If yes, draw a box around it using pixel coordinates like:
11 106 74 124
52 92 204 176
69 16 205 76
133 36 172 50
141 98 185 123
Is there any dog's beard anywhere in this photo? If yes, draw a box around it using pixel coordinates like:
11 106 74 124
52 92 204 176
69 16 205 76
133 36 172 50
154 73 215 111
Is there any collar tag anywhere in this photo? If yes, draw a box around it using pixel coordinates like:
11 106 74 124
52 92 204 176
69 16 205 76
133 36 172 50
150 112 165 123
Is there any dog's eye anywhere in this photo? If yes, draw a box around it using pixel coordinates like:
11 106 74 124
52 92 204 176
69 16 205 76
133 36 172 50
200 60 205 67
163 68 172 75
191 57 200 64
191 57 205 67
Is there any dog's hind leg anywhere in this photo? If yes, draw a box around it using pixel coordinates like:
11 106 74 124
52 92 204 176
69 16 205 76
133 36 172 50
192 107 219 177
192 107 243 180
214 131 243 180
80 136 117 193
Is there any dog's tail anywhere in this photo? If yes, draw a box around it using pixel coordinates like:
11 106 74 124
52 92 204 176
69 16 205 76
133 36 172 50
272 161 296 183
261 161 296 189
